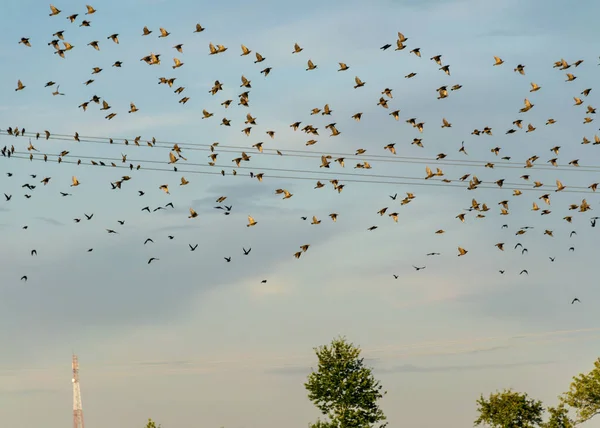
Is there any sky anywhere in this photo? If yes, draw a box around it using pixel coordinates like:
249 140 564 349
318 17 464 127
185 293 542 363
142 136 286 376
1 0 600 427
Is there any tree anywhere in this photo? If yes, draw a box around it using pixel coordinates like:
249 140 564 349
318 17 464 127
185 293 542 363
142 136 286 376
145 418 161 428
474 388 544 428
541 404 574 428
304 336 387 428
561 357 600 425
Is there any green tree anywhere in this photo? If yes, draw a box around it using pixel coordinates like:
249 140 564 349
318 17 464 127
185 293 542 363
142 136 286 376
541 403 574 428
561 358 600 424
474 388 544 428
304 336 387 428
145 418 161 428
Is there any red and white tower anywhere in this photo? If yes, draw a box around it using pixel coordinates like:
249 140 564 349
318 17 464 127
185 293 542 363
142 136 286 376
72 354 85 428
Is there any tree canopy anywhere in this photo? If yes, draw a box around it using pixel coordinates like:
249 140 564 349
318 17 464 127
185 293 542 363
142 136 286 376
474 357 600 427
540 404 574 428
474 388 544 428
304 336 387 428
145 418 161 428
560 357 600 425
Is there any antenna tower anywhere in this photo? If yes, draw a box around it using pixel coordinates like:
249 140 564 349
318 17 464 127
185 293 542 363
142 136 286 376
72 354 85 428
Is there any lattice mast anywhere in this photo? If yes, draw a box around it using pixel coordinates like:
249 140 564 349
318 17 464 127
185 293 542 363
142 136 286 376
72 354 85 428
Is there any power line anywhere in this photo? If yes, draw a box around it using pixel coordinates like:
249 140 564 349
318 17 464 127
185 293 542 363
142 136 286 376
7 150 600 192
4 130 600 174
4 153 600 195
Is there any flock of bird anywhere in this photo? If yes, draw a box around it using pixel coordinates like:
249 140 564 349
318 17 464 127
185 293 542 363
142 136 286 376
3 4 600 305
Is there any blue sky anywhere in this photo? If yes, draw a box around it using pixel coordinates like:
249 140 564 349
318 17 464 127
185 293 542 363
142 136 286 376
1 0 600 427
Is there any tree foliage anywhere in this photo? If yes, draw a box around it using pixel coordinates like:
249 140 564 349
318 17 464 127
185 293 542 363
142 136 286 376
474 388 544 428
304 336 387 428
540 404 574 428
145 418 161 428
560 358 600 425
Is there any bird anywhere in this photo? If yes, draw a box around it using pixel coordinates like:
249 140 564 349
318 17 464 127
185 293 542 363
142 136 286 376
49 4 61 16
51 85 64 96
354 77 366 89
172 58 184 69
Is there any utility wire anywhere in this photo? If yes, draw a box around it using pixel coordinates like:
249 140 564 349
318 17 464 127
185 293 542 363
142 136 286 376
6 150 600 192
3 130 600 174
4 153 599 195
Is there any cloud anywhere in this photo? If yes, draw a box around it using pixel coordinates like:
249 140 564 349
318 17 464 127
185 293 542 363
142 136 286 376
268 359 555 377
188 181 311 216
267 365 312 376
478 29 536 38
392 0 472 9
382 360 556 374
462 346 508 355
453 275 600 330
136 360 192 367
246 275 294 297
34 216 64 226
264 345 512 377
0 205 350 346
0 388 60 396
190 181 272 213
